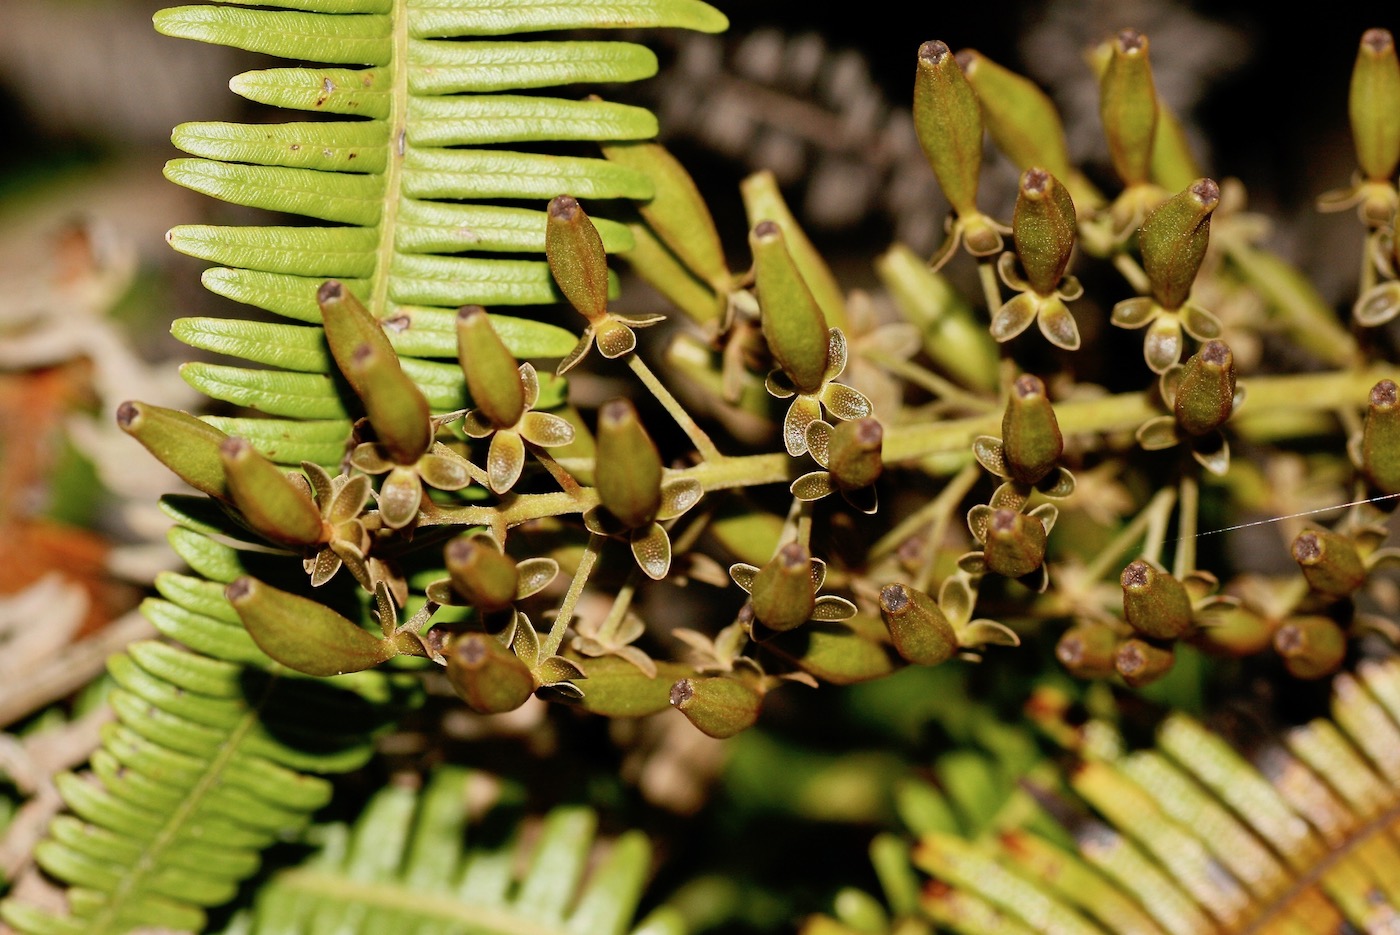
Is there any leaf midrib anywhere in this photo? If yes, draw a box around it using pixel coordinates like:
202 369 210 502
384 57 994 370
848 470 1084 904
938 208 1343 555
370 0 408 321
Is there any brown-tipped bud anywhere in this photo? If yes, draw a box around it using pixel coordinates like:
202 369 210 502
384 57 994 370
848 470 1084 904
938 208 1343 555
1114 638 1175 687
1292 529 1367 600
1173 340 1235 437
1099 28 1158 187
1001 374 1063 484
317 280 395 401
750 542 817 632
750 220 830 393
879 584 956 666
914 39 985 217
959 50 1075 186
116 400 229 498
226 576 396 677
445 535 519 614
983 508 1047 579
1274 616 1347 680
1139 179 1219 310
456 306 525 429
827 418 884 491
1056 624 1121 679
1361 379 1400 493
446 633 536 714
1012 169 1077 295
596 398 663 529
545 195 609 322
1193 605 1276 657
741 171 847 328
220 437 324 546
344 340 432 464
1351 29 1400 181
1121 559 1194 639
670 676 763 738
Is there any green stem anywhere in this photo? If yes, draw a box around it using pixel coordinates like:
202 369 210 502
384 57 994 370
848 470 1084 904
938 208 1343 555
914 463 982 593
978 260 1003 317
596 571 640 645
630 355 723 461
542 534 602 658
1113 252 1150 295
1172 472 1198 578
865 351 997 413
1081 486 1177 584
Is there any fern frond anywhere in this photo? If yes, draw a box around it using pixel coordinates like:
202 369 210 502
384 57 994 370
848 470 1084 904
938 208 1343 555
211 766 684 935
153 0 727 462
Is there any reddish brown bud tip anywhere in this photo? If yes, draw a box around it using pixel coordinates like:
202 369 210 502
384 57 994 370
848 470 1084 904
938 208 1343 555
1292 532 1321 564
1116 28 1145 52
1372 378 1398 407
1363 28 1394 54
669 680 694 706
954 49 976 72
853 418 884 446
1022 168 1050 196
457 636 488 665
316 280 343 303
457 304 487 323
1191 178 1221 205
219 436 251 457
548 195 579 220
752 219 780 239
225 577 252 602
880 583 910 613
116 400 138 428
1121 560 1149 589
991 508 1019 534
1199 338 1230 366
1013 374 1047 400
919 40 951 64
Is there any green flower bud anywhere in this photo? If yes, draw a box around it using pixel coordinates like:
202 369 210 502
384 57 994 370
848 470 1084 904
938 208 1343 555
596 398 663 529
116 400 228 498
1139 178 1220 310
1173 340 1235 437
546 195 609 322
1361 379 1400 493
344 340 432 465
742 170 846 328
767 614 897 685
1012 168 1077 296
750 542 817 633
958 49 1074 185
1121 559 1193 640
750 220 831 393
1055 624 1120 679
226 576 398 677
983 508 1047 579
446 632 535 714
220 437 324 547
1001 374 1063 485
827 418 884 491
878 584 956 666
914 40 984 218
1292 529 1367 600
1194 605 1275 657
317 280 394 402
1114 638 1175 687
445 535 519 614
1274 616 1347 680
456 306 524 429
1099 28 1158 187
670 676 763 738
1350 29 1400 181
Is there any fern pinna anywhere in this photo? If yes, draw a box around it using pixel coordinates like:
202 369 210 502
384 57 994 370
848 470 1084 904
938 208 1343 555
0 1 723 932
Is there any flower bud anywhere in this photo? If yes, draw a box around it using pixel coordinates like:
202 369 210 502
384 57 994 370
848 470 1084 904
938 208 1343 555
750 220 830 393
1274 616 1347 680
1361 379 1400 493
446 632 535 714
317 280 395 400
1350 29 1400 182
1055 624 1120 679
596 398 663 529
914 40 984 218
220 437 324 546
957 50 1074 185
767 616 897 685
670 676 763 738
116 400 229 498
1139 179 1219 310
742 170 846 328
456 306 525 429
1001 374 1063 485
983 508 1047 579
1173 340 1235 436
1099 28 1158 187
343 340 432 465
878 584 956 666
1292 529 1367 600
226 576 397 676
750 542 817 633
1012 169 1077 296
445 535 519 614
1193 605 1275 657
1114 638 1175 687
545 195 609 322
1121 559 1193 639
827 418 884 491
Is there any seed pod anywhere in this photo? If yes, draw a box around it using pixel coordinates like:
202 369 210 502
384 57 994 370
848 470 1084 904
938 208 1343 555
596 398 663 529
1139 179 1220 310
1114 638 1175 687
343 340 432 465
1361 379 1400 493
457 306 525 429
445 535 519 614
670 676 763 738
879 584 956 666
116 400 229 498
1292 529 1367 600
914 39 984 217
227 576 396 676
1121 559 1193 639
1350 29 1400 181
546 195 609 322
1173 340 1235 436
750 542 817 633
983 508 1047 579
827 418 884 491
1099 28 1158 187
220 437 324 546
446 633 535 714
750 220 830 393
1055 624 1120 679
1012 169 1077 295
1275 616 1347 680
1001 374 1063 485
